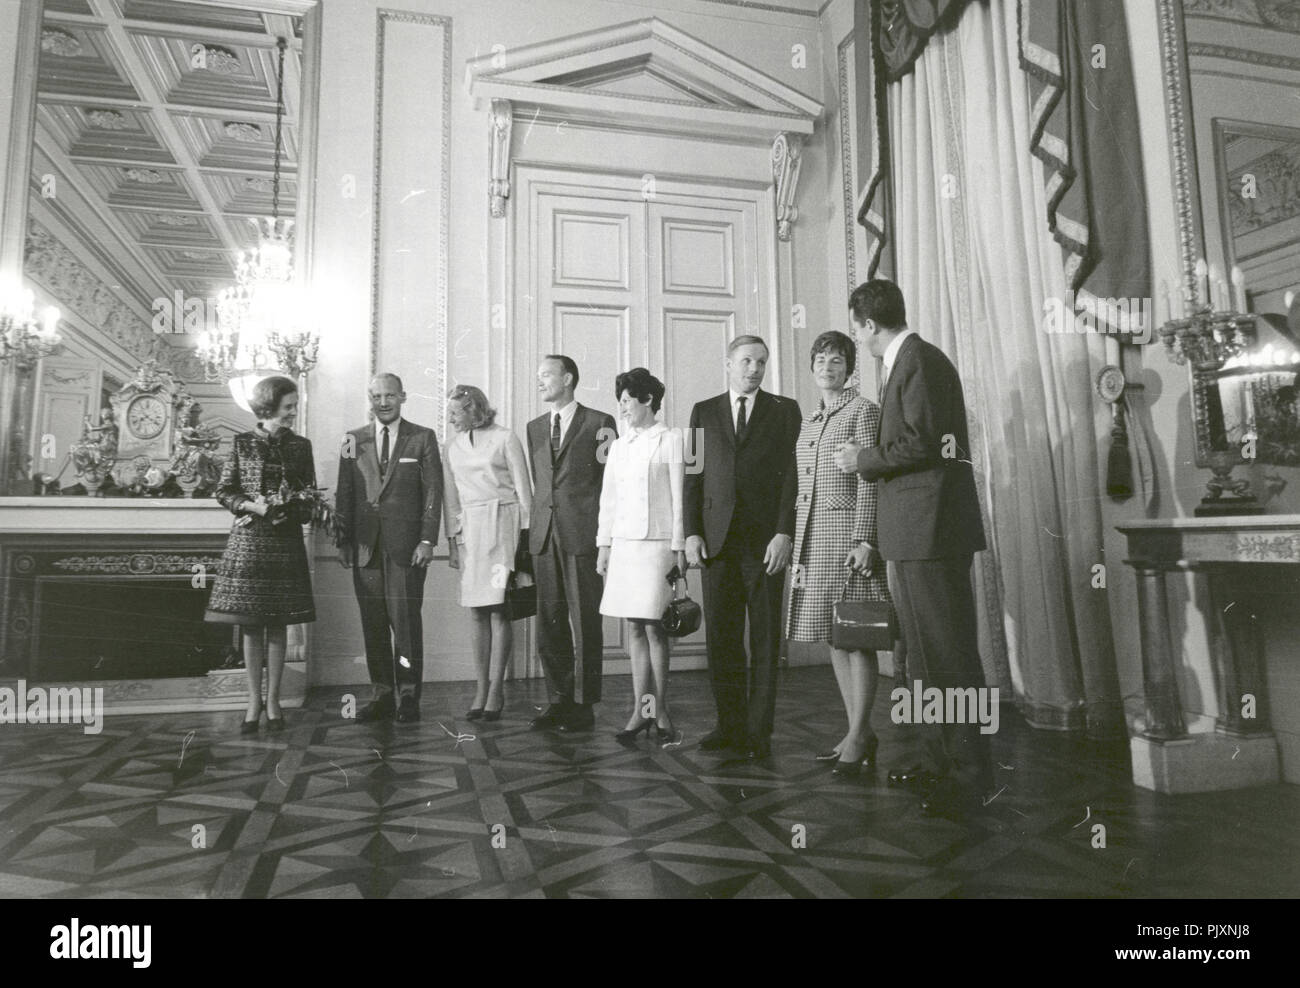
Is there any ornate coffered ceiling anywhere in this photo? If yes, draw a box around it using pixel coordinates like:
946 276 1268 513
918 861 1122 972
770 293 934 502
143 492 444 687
29 0 303 315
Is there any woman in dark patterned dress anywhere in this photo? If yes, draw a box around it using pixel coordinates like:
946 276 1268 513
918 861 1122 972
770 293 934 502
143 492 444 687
786 331 891 776
205 375 317 734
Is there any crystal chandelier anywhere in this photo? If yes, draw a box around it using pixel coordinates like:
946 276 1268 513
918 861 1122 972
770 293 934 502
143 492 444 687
0 279 61 368
202 37 317 387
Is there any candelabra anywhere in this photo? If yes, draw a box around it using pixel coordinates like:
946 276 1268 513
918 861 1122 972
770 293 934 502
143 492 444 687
0 284 61 368
1159 261 1263 516
267 329 319 378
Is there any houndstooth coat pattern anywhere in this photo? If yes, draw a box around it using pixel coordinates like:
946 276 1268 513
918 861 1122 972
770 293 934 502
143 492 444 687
786 387 890 643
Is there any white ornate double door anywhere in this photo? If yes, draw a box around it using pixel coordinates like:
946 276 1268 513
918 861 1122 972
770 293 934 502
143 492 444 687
515 168 775 662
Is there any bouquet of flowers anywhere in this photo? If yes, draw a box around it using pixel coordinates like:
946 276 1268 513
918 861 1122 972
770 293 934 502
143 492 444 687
236 479 341 539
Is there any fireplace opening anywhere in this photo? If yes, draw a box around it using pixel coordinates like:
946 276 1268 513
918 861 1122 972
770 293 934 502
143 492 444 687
35 577 235 681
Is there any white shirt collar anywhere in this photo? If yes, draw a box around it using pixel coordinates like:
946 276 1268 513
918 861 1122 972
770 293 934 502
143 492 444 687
374 415 402 443
729 387 759 407
882 329 918 379
549 399 578 426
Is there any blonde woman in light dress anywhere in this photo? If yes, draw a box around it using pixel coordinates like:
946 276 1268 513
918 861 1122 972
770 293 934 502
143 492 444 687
596 368 687 747
442 385 532 721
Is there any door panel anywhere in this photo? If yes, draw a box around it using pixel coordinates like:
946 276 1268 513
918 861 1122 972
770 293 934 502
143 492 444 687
527 181 765 661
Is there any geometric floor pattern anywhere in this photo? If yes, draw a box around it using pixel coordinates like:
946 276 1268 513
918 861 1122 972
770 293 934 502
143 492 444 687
1 666 1296 898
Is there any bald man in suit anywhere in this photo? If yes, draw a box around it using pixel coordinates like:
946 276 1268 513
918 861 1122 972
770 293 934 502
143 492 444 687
336 373 443 724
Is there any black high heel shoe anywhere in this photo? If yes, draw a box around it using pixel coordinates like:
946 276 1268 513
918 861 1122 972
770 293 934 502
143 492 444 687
654 723 683 747
832 735 880 777
466 705 485 722
862 733 879 769
239 712 261 736
814 749 841 763
484 693 505 722
614 720 654 744
266 711 286 732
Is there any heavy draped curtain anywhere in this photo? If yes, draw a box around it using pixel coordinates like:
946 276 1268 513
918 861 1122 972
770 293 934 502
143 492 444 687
858 0 1137 735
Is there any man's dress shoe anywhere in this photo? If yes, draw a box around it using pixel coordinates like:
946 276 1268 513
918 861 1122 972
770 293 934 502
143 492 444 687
355 697 395 723
395 694 420 723
557 705 595 732
887 765 940 791
699 729 738 751
919 779 980 821
530 705 566 730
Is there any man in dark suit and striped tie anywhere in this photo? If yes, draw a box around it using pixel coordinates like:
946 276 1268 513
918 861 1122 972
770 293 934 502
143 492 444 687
834 279 993 819
526 355 618 732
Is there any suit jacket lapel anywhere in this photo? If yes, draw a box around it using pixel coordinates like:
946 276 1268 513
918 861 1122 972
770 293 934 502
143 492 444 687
376 419 410 499
718 393 737 448
738 389 767 446
554 404 585 464
358 430 381 500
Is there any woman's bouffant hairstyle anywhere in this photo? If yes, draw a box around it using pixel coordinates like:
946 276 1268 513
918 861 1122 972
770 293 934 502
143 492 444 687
809 330 857 377
448 384 496 429
614 367 665 414
250 375 298 420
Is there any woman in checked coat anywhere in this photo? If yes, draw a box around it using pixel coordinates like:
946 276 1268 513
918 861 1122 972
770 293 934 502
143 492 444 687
786 331 891 777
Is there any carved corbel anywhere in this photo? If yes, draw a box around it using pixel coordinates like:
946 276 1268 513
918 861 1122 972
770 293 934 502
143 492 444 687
489 99 513 218
772 131 804 242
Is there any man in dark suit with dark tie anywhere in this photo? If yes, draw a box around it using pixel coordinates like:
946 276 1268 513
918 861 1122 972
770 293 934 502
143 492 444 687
336 373 443 724
684 336 802 760
834 279 993 819
526 355 619 733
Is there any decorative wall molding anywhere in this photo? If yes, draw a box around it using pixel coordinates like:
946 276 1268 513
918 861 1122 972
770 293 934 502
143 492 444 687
1159 0 1205 304
1186 42 1300 72
371 10 451 428
51 553 222 574
837 33 857 291
489 98 513 218
465 18 821 143
23 218 205 381
771 131 804 241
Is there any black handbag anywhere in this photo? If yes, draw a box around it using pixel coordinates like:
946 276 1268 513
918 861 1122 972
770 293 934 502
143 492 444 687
514 528 533 577
661 565 702 638
831 569 898 652
505 570 536 621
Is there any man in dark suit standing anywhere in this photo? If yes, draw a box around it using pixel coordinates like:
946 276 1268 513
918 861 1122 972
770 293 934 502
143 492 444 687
526 355 618 733
684 336 801 760
834 279 993 818
336 373 443 724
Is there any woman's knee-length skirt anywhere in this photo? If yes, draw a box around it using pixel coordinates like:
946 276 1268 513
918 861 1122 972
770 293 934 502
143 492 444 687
459 499 521 607
600 538 675 621
786 507 889 643
204 516 316 626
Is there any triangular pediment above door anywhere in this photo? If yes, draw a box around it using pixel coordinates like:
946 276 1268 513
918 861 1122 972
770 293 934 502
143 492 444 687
465 18 821 141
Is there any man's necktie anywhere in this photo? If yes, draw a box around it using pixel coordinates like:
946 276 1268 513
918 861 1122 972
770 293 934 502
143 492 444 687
735 396 747 442
380 425 390 475
550 412 561 459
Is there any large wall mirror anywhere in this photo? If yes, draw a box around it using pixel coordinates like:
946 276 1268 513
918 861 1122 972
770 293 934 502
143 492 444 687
1160 0 1300 489
1 0 312 498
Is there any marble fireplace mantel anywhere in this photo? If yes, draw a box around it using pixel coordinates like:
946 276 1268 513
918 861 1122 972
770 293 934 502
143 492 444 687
0 498 306 716
0 497 232 535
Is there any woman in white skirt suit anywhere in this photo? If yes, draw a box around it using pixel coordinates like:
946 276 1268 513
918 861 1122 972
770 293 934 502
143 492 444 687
443 385 532 721
596 368 687 746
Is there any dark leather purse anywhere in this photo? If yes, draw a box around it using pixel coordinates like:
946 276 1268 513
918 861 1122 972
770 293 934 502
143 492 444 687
506 571 536 621
506 527 536 620
831 569 898 652
661 565 701 638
